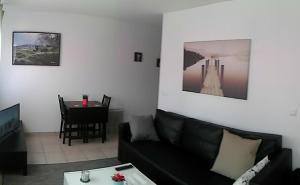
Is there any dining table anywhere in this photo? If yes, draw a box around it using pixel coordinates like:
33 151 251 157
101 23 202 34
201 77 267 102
64 101 104 109
64 101 108 145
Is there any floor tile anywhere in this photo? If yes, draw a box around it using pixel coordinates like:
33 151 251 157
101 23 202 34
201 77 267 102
41 135 61 145
27 143 44 153
65 152 87 163
26 132 118 164
26 136 42 145
60 144 81 153
45 152 66 164
43 144 63 153
78 143 102 151
27 152 46 164
103 149 118 158
84 151 107 160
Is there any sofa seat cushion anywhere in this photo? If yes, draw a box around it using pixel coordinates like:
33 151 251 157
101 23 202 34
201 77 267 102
130 141 234 185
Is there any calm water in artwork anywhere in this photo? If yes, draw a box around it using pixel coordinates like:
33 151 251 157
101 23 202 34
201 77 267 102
183 39 250 100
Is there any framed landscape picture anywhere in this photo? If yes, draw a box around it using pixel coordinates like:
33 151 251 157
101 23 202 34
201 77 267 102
12 32 61 66
183 39 251 100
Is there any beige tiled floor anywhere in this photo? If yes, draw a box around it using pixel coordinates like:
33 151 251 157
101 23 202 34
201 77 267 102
26 132 118 164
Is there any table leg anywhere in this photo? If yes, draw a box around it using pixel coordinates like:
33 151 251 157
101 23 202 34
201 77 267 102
86 123 89 143
102 122 106 143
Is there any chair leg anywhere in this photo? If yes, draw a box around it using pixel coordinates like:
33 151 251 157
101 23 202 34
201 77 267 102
63 123 67 144
98 123 102 138
68 124 72 146
82 123 87 143
79 124 82 138
93 123 96 137
102 122 106 143
77 124 80 137
59 119 63 138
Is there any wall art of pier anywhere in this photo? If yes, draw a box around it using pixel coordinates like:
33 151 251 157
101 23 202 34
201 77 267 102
182 39 251 100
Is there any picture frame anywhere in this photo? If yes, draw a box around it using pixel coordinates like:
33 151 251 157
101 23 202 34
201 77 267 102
183 39 251 100
156 58 160 67
134 52 143 62
12 31 61 66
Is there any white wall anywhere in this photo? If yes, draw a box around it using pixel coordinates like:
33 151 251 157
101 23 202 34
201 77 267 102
0 5 161 132
159 0 300 168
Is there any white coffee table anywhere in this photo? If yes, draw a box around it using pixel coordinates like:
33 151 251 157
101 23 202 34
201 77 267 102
64 163 156 185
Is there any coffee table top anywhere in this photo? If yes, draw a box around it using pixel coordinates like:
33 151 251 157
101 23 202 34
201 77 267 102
63 163 156 185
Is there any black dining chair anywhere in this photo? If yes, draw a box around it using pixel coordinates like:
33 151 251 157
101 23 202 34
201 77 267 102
58 95 65 138
59 96 73 145
62 99 83 145
101 94 111 143
62 100 91 146
65 107 84 145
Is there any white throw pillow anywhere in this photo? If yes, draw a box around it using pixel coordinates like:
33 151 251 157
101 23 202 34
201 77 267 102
233 156 270 185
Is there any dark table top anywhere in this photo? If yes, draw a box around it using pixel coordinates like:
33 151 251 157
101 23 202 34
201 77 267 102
64 101 105 109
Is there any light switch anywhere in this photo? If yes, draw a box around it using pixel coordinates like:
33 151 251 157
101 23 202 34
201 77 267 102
161 92 168 96
289 109 298 117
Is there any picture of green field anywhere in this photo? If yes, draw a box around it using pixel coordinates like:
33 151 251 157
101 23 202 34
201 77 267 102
13 32 61 66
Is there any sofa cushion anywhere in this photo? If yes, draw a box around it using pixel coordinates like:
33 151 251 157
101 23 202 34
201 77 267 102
128 115 159 142
233 156 270 185
226 128 280 163
181 118 223 168
130 140 234 185
184 119 282 164
155 109 184 145
255 141 276 162
211 130 262 180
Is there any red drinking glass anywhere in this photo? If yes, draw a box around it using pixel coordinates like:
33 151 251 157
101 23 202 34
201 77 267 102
82 95 88 106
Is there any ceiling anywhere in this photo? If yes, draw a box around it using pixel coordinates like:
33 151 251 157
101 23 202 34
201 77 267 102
1 0 229 25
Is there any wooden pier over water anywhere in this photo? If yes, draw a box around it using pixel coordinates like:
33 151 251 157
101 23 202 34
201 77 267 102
200 59 224 96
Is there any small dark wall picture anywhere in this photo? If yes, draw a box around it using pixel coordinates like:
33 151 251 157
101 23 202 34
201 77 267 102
12 32 61 66
156 58 160 67
134 52 143 62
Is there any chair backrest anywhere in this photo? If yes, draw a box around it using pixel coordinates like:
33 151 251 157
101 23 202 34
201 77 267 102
58 95 63 114
102 95 111 108
58 95 66 117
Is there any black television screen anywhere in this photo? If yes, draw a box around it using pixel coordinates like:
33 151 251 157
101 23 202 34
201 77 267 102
0 104 20 142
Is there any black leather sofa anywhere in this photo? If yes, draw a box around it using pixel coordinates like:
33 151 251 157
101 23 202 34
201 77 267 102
118 109 292 185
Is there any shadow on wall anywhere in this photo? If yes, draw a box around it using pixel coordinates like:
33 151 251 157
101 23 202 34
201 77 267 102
107 109 124 135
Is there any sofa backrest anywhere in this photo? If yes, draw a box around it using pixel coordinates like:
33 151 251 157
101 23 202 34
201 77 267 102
181 118 223 168
154 109 187 146
155 109 282 168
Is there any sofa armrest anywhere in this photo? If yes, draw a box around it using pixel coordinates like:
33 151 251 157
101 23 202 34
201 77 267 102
119 122 131 142
250 148 292 185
